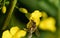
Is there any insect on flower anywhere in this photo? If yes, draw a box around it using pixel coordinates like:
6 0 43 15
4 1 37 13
27 20 40 38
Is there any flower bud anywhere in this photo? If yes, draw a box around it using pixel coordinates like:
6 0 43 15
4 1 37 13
19 8 28 13
2 6 6 14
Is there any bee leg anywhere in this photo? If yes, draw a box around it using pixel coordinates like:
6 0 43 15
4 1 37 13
28 28 33 38
28 32 32 38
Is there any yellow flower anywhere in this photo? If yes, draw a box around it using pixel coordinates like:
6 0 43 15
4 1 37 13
2 26 27 38
2 6 6 14
30 10 42 19
16 30 26 37
10 26 20 35
29 10 42 26
19 8 28 13
2 30 12 38
39 17 56 32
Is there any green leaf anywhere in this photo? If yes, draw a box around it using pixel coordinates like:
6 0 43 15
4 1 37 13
48 0 59 7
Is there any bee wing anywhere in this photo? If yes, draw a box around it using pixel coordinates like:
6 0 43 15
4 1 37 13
35 29 40 37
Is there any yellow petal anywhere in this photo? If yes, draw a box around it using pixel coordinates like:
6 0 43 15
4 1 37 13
2 30 12 38
34 18 40 26
30 10 42 19
10 26 20 35
2 6 6 14
42 12 48 19
12 35 18 38
39 20 47 30
16 30 26 38
19 8 28 13
46 17 56 32
39 17 56 32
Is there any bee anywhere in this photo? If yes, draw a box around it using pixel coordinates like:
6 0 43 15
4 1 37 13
26 20 40 38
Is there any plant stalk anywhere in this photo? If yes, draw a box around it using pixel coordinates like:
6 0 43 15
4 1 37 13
2 0 17 30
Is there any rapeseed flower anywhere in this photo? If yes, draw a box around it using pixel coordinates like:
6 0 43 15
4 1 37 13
29 10 42 27
2 26 27 38
26 10 56 32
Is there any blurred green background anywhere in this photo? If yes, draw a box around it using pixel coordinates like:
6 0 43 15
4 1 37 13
0 0 59 38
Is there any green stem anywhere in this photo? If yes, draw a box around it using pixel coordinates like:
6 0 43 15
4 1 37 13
3 0 5 6
58 4 60 38
0 0 2 3
2 0 17 30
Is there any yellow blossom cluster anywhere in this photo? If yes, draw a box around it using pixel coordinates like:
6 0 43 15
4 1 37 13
2 26 27 38
19 8 56 32
27 10 56 32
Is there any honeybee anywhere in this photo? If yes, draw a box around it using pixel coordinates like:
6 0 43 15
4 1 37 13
26 20 40 38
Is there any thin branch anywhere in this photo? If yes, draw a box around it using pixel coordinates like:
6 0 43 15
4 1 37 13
2 0 17 30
